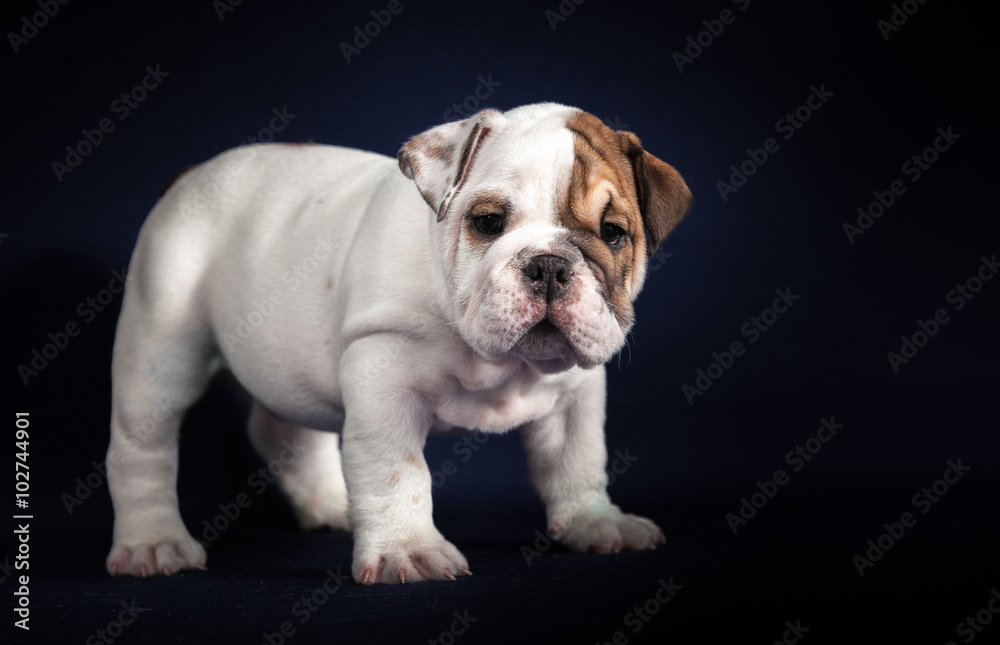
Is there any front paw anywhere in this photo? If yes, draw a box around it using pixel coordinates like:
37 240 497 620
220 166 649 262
553 504 665 554
352 532 471 585
106 535 207 576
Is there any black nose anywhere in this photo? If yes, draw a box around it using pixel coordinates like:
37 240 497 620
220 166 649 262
523 254 571 302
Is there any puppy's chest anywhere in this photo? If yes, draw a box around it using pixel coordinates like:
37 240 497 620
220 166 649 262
432 363 565 433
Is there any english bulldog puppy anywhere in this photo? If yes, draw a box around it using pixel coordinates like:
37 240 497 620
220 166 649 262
105 102 692 584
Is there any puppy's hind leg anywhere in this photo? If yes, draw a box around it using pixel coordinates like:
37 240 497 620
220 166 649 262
247 402 350 531
106 314 217 576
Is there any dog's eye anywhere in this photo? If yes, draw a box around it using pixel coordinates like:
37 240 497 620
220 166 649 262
472 214 504 236
600 223 626 247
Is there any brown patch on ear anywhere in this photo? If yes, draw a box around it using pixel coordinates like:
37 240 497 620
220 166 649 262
398 112 497 221
426 137 456 163
397 148 418 179
160 164 198 197
617 131 693 256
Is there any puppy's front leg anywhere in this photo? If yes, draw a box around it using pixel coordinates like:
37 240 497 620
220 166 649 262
340 346 469 584
521 367 665 553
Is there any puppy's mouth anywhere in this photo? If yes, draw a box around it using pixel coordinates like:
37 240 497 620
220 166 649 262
528 318 561 338
513 317 578 373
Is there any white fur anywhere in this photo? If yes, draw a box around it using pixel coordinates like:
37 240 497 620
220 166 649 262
105 103 664 583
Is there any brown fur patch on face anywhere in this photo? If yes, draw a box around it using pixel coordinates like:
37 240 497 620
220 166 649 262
563 111 646 326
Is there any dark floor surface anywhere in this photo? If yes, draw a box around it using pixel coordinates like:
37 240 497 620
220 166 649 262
12 490 996 645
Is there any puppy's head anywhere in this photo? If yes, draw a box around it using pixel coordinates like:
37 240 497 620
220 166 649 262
398 103 692 373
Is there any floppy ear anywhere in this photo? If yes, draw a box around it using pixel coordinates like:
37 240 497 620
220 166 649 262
398 110 498 221
617 131 693 256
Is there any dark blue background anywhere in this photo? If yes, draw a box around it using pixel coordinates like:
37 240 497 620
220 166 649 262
2 0 996 643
